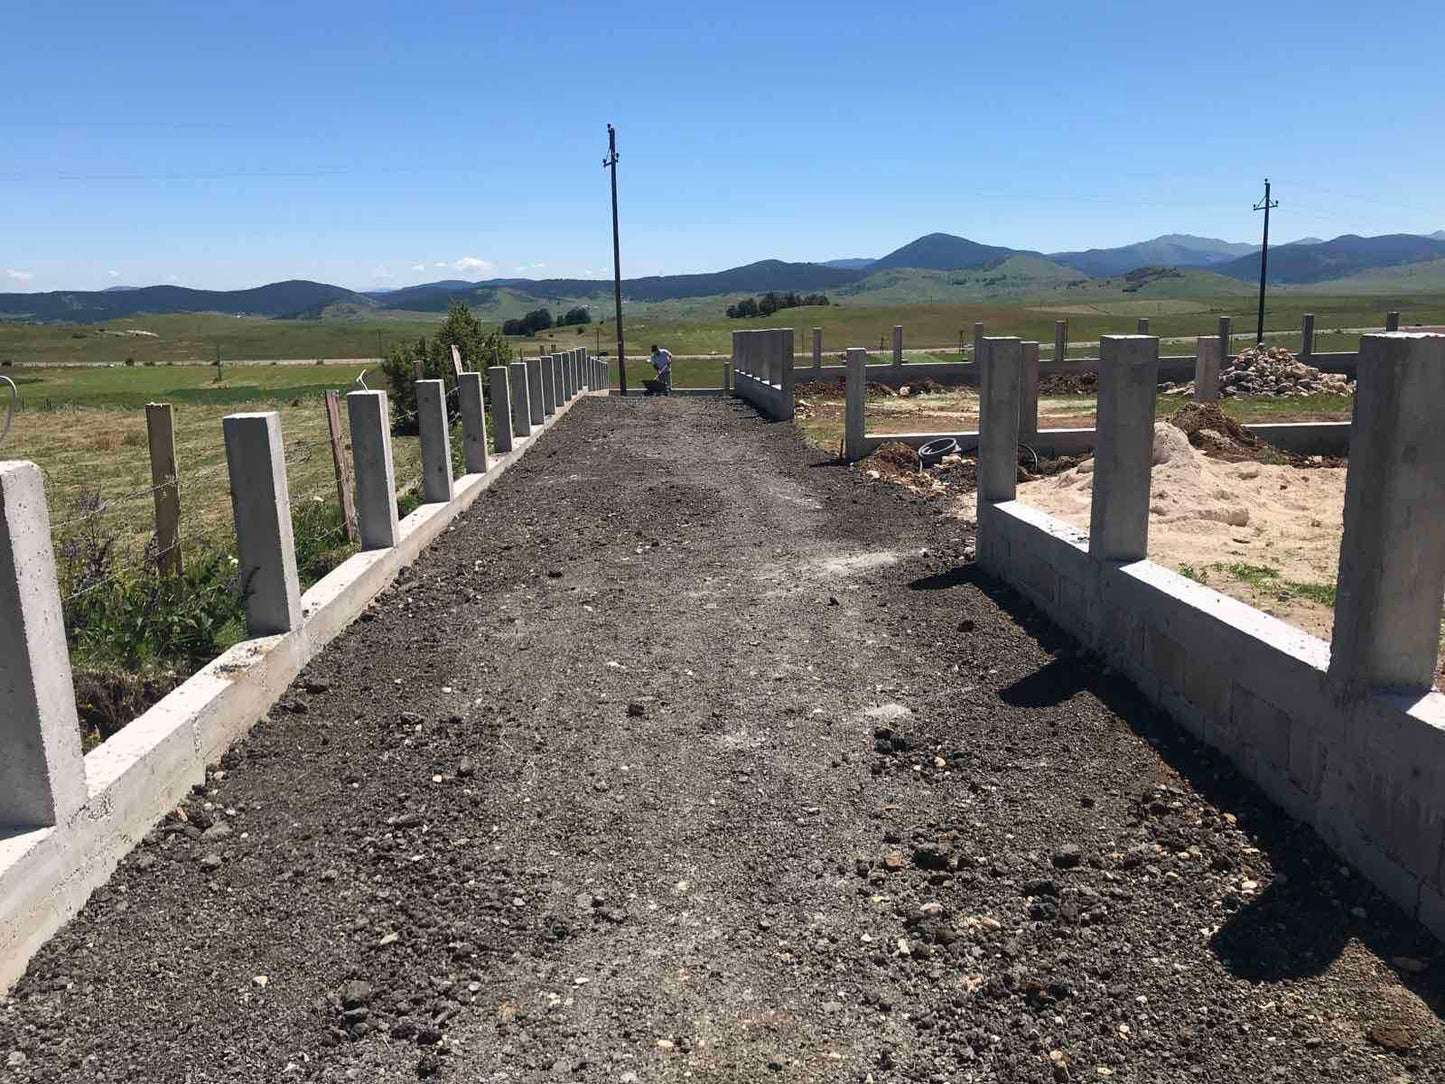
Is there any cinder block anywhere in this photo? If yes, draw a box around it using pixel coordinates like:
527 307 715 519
1184 650 1232 725
1232 684 1291 772
1144 624 1186 695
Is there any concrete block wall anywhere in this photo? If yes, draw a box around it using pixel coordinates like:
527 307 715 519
975 332 1445 942
0 371 611 992
731 327 795 421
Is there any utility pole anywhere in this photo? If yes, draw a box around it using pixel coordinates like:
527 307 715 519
604 124 627 394
1252 178 1278 345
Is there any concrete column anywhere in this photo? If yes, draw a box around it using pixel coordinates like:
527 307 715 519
551 354 564 405
1088 336 1160 564
538 355 557 415
812 327 822 370
1301 313 1315 358
978 338 1023 503
415 380 454 503
973 322 985 366
1194 337 1222 401
1136 317 1150 334
457 372 489 475
0 461 87 828
571 349 581 395
1218 316 1232 367
222 411 301 636
844 348 867 462
892 325 903 366
1328 332 1445 695
1019 341 1040 441
1054 320 1067 363
577 349 588 391
1386 311 1401 332
722 359 731 393
346 391 399 550
731 331 742 382
780 328 795 417
489 366 514 453
524 359 544 427
508 361 532 438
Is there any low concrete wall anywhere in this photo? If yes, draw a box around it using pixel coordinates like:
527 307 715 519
735 372 793 419
0 389 606 993
976 499 1445 939
860 421 1352 458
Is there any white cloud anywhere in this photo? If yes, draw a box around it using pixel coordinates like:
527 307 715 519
4 269 34 282
433 262 447 269
514 262 546 273
410 264 426 272
107 269 120 279
371 264 394 280
166 273 179 282
453 256 493 273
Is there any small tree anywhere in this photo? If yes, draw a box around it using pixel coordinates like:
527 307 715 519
380 301 511 434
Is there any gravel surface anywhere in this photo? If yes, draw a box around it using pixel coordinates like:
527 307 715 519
3 397 1443 1083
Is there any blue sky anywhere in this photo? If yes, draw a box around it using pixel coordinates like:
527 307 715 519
3 0 1442 292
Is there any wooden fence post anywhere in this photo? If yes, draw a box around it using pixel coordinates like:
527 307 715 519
324 390 358 542
144 402 182 576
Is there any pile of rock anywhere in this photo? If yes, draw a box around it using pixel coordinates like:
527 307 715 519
1218 346 1352 398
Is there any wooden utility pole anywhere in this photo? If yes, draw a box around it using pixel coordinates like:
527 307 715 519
604 124 627 394
1253 178 1279 345
144 402 182 576
323 391 358 542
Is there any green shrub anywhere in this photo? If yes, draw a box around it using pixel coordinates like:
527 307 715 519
380 301 511 434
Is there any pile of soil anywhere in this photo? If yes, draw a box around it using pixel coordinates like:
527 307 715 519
1037 370 1098 394
1166 402 1271 462
793 379 895 404
869 440 920 476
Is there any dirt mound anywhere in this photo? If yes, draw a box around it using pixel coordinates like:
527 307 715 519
1167 401 1269 461
871 440 919 475
794 379 846 402
899 377 946 397
1038 369 1098 394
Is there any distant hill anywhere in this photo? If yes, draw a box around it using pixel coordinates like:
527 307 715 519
1049 234 1256 277
1432 230 1445 240
100 284 143 293
820 258 875 270
1212 233 1445 284
0 280 368 322
871 233 1023 271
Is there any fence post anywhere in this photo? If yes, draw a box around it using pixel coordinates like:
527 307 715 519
508 361 533 437
1054 320 1067 363
1301 313 1315 358
812 327 822 370
539 355 557 416
524 359 544 427
892 325 904 367
1019 341 1040 442
978 338 1023 506
415 380 454 503
144 402 183 575
323 391 358 543
489 366 514 453
575 349 586 391
844 348 867 462
1088 336 1160 564
411 358 425 382
973 322 985 365
0 461 87 828
1386 311 1401 332
346 391 398 550
1136 317 1150 334
222 412 301 636
1194 337 1221 401
1328 333 1445 695
780 328 795 419
457 372 489 475
1218 316 1232 367
571 349 581 395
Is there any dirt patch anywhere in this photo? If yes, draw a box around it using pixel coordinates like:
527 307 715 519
1168 401 1344 468
794 379 895 404
72 665 185 748
1038 369 1098 394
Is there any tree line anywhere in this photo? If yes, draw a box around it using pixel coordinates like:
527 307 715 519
502 306 591 336
726 292 830 319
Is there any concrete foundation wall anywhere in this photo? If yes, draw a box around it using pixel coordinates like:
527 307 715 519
976 497 1445 942
859 421 1351 458
0 389 608 993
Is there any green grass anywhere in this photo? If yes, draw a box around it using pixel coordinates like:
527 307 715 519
1199 562 1337 607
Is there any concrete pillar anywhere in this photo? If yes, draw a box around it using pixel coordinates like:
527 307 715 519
1218 316 1232 367
415 380 454 503
508 361 532 438
347 391 400 550
546 354 559 407
892 325 903 367
978 338 1023 503
812 327 822 370
1019 341 1040 441
222 411 301 636
844 348 867 462
973 322 985 365
457 372 489 475
1386 311 1401 332
1054 320 1067 363
1328 333 1445 695
539 355 557 415
1301 313 1315 358
524 359 544 427
577 349 588 391
779 328 795 416
571 349 581 395
489 366 514 453
1088 336 1160 564
1194 337 1222 401
731 331 742 382
1136 317 1150 334
0 461 87 828
722 359 731 393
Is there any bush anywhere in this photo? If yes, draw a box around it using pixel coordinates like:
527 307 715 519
502 307 555 337
380 301 512 434
143 359 156 367
124 357 135 366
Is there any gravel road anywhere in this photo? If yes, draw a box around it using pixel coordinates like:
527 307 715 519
3 397 1442 1083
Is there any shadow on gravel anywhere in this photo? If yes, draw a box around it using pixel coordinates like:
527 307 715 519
954 560 1445 1014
